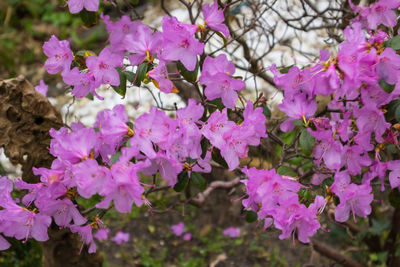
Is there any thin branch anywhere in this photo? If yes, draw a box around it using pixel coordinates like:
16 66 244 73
311 239 366 267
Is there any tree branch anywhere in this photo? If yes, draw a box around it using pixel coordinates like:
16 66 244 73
311 239 366 267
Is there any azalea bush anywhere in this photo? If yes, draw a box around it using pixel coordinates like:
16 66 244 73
1 0 400 266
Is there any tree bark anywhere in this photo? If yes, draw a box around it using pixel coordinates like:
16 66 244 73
0 76 103 267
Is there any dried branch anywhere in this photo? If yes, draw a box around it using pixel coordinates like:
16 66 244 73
311 239 366 267
190 177 242 206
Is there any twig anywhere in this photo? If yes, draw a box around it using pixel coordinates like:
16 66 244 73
311 239 366 267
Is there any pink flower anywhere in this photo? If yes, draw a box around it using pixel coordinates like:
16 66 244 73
42 35 73 75
388 161 400 189
35 80 48 96
331 172 373 222
141 152 182 187
95 104 132 156
183 233 192 241
201 109 235 149
71 158 111 198
148 62 175 93
49 124 100 164
200 55 245 108
67 0 99 14
223 227 240 238
62 68 101 99
86 47 124 86
96 160 149 213
349 0 399 30
94 228 109 241
161 16 204 71
125 23 162 66
377 48 400 85
202 0 230 37
0 235 10 251
70 225 96 253
112 231 130 245
41 198 87 228
102 15 141 48
1 206 51 242
171 222 185 236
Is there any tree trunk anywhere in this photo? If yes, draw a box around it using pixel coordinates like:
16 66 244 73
0 76 103 266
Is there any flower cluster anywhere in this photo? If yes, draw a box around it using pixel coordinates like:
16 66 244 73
0 97 265 251
269 1 400 225
241 167 325 243
44 1 243 107
349 0 400 30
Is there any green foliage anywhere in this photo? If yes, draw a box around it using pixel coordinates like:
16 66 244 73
245 210 258 223
177 61 199 82
299 129 315 154
174 171 189 192
389 188 400 208
133 63 150 87
112 68 127 98
276 165 297 177
211 148 229 169
262 105 271 118
111 151 122 165
79 10 98 27
191 172 207 190
379 79 395 94
385 35 400 50
0 238 42 267
0 0 102 77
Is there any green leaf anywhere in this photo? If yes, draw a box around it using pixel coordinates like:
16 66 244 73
304 190 313 200
200 138 210 159
85 93 94 100
370 219 390 236
126 121 134 129
191 172 207 190
377 251 388 263
214 30 228 46
386 100 400 121
112 68 127 98
173 171 189 192
379 79 395 93
299 129 315 154
0 162 5 176
389 189 400 208
211 148 229 169
111 151 122 165
278 64 294 74
80 9 98 27
245 211 258 223
134 63 149 87
385 35 400 50
277 166 297 177
177 60 199 82
395 105 400 121
75 50 86 57
292 120 303 126
321 177 334 189
124 71 136 83
186 157 196 164
281 129 298 145
262 105 271 118
208 98 225 112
